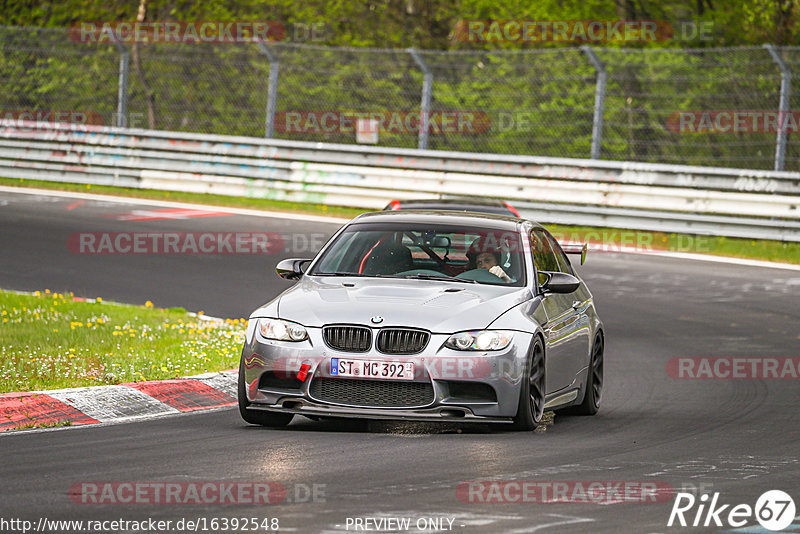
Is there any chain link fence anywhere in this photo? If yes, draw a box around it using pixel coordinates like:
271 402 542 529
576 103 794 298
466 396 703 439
1 26 798 171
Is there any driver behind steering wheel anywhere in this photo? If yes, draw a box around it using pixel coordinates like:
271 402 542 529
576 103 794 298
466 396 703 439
467 238 511 283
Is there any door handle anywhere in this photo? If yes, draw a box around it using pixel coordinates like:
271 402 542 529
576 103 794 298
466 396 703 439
572 300 581 309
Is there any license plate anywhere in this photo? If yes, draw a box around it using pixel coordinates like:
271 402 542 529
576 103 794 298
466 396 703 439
330 358 415 380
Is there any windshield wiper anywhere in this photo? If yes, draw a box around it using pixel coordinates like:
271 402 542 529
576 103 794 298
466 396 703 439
315 272 399 278
399 273 477 284
316 272 477 283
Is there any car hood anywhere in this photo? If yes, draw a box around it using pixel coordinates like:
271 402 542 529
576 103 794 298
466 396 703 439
271 276 530 332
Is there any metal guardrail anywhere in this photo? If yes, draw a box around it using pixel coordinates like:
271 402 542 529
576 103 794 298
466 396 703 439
1 122 798 241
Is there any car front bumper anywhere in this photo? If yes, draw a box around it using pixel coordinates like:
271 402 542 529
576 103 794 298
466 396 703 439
241 327 534 423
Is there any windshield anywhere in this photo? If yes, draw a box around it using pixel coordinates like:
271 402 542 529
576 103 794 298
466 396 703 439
309 222 526 287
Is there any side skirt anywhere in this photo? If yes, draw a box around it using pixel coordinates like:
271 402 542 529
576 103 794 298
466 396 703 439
544 389 579 409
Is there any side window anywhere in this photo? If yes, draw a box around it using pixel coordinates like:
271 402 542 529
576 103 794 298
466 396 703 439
543 230 574 275
529 230 560 273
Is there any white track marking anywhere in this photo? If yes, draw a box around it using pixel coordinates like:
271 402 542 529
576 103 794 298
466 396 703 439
47 385 180 421
195 373 238 398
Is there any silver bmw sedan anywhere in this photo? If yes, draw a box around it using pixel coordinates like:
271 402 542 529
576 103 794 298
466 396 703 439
238 210 603 431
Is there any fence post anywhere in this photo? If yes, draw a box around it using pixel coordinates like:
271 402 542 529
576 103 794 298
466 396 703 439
114 43 129 128
257 42 280 138
581 46 607 160
408 48 433 150
764 44 791 172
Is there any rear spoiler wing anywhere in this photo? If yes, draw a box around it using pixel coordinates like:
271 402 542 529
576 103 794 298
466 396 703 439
561 243 588 265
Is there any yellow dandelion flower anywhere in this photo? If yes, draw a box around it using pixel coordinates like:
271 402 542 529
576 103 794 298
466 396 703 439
145 301 153 308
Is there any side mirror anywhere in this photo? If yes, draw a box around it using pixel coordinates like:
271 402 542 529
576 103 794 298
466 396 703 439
539 271 581 294
276 258 311 280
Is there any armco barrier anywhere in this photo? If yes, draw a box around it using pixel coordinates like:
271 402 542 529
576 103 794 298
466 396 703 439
1 122 798 241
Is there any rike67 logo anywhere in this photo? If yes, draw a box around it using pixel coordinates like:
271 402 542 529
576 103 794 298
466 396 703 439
668 490 796 531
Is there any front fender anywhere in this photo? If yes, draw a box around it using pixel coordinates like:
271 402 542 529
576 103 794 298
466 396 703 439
487 297 546 340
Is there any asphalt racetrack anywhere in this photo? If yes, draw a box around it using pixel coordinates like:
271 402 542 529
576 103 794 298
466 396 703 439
1 187 799 533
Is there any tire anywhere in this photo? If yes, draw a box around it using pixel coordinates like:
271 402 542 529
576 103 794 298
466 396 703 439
238 356 294 427
511 337 546 431
565 332 603 416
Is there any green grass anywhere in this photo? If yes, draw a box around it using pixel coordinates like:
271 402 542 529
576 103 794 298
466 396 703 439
0 289 246 393
9 418 72 431
1 177 798 264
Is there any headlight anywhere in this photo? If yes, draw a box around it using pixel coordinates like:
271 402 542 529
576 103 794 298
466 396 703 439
258 318 308 341
445 330 512 351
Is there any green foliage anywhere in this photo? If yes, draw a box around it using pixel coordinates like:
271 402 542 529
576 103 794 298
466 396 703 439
3 0 799 47
0 2 798 169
